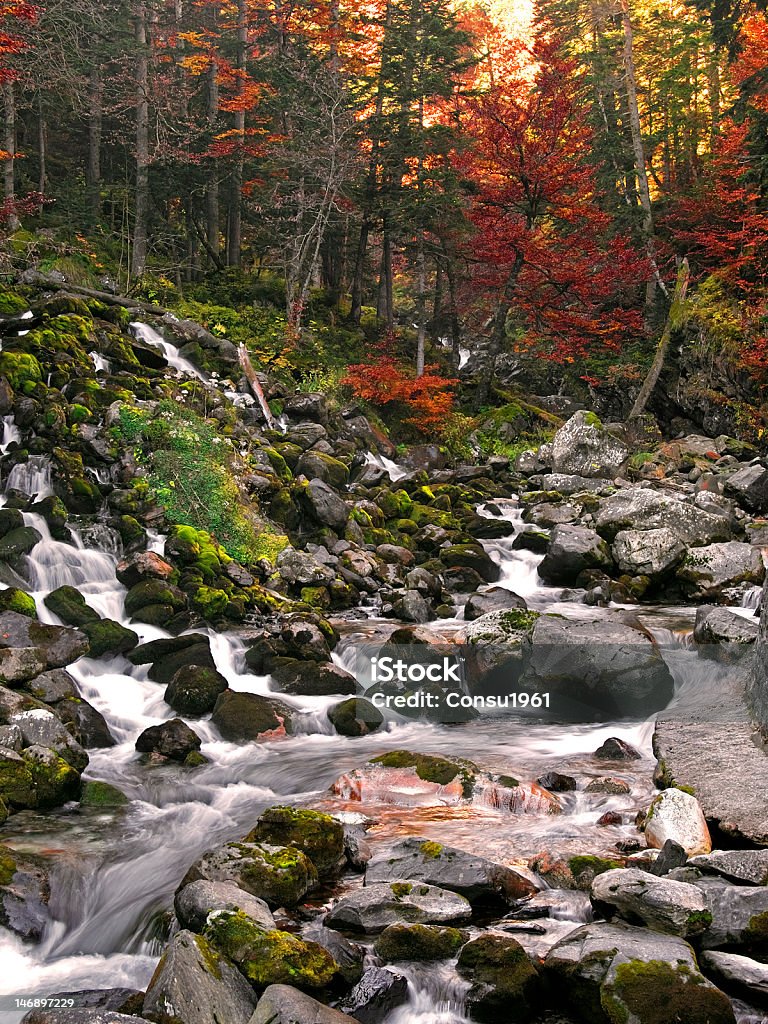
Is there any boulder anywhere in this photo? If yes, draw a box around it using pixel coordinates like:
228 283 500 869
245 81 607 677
0 844 50 941
612 528 686 578
463 588 526 621
390 590 434 623
269 660 358 697
700 950 768 1005
245 806 344 877
81 620 139 659
441 543 500 583
180 841 317 908
115 551 176 588
0 647 47 685
365 836 537 904
521 615 674 719
174 879 276 933
689 850 768 886
645 788 711 856
550 411 629 478
0 744 81 809
328 697 383 737
127 634 215 683
324 881 471 933
696 877 768 952
9 707 88 771
723 464 768 513
57 697 115 749
595 489 731 546
164 665 228 716
457 934 540 1023
677 541 765 601
0 611 89 669
538 524 613 584
211 690 294 741
248 985 360 1024
591 868 711 937
296 451 349 488
594 737 641 760
142 930 257 1024
44 586 100 627
545 921 735 1024
135 718 202 761
336 966 408 1024
693 605 758 656
298 479 349 532
374 923 466 962
276 547 335 586
21 1013 147 1024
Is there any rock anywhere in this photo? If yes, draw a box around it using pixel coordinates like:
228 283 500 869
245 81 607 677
550 411 629 478
123 579 188 620
127 634 215 682
689 850 768 886
325 881 471 933
594 737 641 760
299 479 349 532
693 605 759 653
536 772 576 792
328 697 384 736
391 590 434 623
44 586 100 627
677 541 765 601
115 551 176 588
56 697 116 748
1 744 81 809
248 984 360 1024
164 665 228 716
612 528 686 578
142 930 257 1024
591 867 711 937
0 611 89 669
650 839 688 876
270 660 358 697
463 588 527 621
700 950 768 1005
545 921 735 1024
135 718 202 761
9 708 88 771
25 668 78 703
374 923 466 961
645 788 712 856
0 647 47 684
337 966 409 1024
697 877 768 951
595 488 731 546
521 615 674 719
203 909 338 990
276 547 335 586
441 543 500 583
538 524 613 584
457 934 540 1023
174 879 275 933
723 464 768 513
343 828 372 872
0 587 36 617
80 781 129 808
296 450 349 488
585 777 630 794
21 1013 148 1024
0 526 42 561
211 690 294 741
81 619 139 658
180 841 317 908
0 844 50 941
245 805 344 877
365 836 537 905
25 990 143 1015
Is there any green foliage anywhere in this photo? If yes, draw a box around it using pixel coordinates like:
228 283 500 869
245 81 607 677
438 412 477 460
294 366 345 397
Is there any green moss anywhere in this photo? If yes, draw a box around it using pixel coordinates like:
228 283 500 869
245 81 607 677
245 805 344 876
0 290 28 315
371 750 477 798
745 910 768 944
0 846 17 886
80 780 129 808
228 842 318 908
686 909 713 930
583 411 602 428
390 883 413 897
496 774 520 789
68 404 91 424
375 923 466 962
0 351 42 390
0 588 36 618
568 855 624 885
604 959 734 1024
419 841 444 859
192 933 223 980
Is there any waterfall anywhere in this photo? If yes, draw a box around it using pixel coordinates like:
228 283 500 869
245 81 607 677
6 456 53 500
129 322 207 381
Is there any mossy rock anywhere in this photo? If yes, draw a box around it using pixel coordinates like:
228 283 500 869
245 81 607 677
371 750 477 798
44 585 100 627
567 855 624 891
166 524 231 580
0 747 81 810
602 959 735 1024
0 588 36 618
81 618 139 658
0 351 42 391
457 934 540 1022
203 910 337 990
165 665 228 717
0 508 24 537
184 841 318 908
0 290 29 315
246 806 344 877
328 697 384 737
124 580 188 616
374 923 467 962
80 780 129 808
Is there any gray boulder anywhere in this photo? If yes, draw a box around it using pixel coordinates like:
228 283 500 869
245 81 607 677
689 849 768 886
277 547 335 586
696 877 768 951
298 479 349 532
324 881 471 932
9 708 88 771
595 488 731 545
612 528 686 578
591 868 711 937
700 950 768 1005
538 524 613 584
724 464 768 513
0 844 50 941
677 541 765 601
0 611 89 669
550 411 629 478
142 930 257 1024
463 588 526 621
337 966 408 1024
248 985 359 1024
365 836 537 904
179 841 317 908
693 606 758 657
174 879 275 932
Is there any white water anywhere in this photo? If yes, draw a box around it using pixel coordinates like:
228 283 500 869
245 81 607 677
458 346 470 371
129 322 207 381
17 311 33 338
88 351 110 374
0 417 19 455
6 457 53 500
365 451 408 482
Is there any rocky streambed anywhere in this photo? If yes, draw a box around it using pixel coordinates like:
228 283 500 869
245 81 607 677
1 285 768 1023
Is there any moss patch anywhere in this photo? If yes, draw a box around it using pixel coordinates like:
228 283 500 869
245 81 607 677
371 750 477 798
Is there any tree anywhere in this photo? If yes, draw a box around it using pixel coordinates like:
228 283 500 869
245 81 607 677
0 0 37 229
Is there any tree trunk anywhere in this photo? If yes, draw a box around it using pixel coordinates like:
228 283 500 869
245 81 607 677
206 32 219 259
2 82 19 231
37 98 47 210
131 2 150 280
227 0 247 267
474 254 523 411
86 67 102 224
628 258 690 420
415 233 427 377
350 219 370 324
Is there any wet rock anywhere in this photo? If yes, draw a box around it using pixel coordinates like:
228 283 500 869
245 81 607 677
245 806 344 877
689 849 768 886
374 923 466 961
165 665 228 716
324 881 471 933
700 950 768 1005
612 528 686 578
298 479 349 532
29 990 144 1014
521 616 674 719
0 647 46 685
44 585 100 627
463 588 526 621
696 877 768 951
57 697 116 748
441 543 500 584
595 488 731 546
649 839 688 876
296 450 349 488
597 810 623 826
645 788 711 856
24 668 78 704
124 579 188 624
538 524 613 584
390 590 434 623
135 718 202 761
115 551 176 588
203 909 338 990
174 879 276 933
249 984 359 1024
270 660 358 697
10 708 88 771
0 525 42 562
0 587 36 617
211 690 294 741
677 541 764 602
585 777 630 794
128 634 215 683
328 697 383 736
545 921 735 1024
457 933 540 1023
594 737 641 760
302 921 366 985
366 836 537 905
80 781 129 808
723 464 768 514
536 772 576 792
550 410 629 478
180 841 318 908
81 619 139 659
1 743 81 809
0 611 89 670
591 867 711 937
142 929 257 1024
343 827 372 872
0 844 50 941
336 966 408 1024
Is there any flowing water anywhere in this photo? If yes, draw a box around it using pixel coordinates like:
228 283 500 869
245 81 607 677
128 323 208 382
0 430 761 1020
